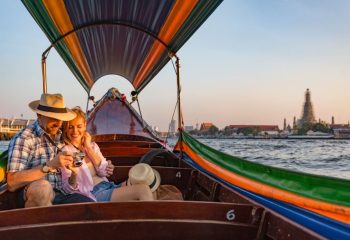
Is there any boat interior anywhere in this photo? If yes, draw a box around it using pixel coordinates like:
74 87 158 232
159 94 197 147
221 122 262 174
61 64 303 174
0 90 323 239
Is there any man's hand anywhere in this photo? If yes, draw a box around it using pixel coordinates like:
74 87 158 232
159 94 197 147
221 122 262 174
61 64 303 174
106 160 115 177
47 152 73 169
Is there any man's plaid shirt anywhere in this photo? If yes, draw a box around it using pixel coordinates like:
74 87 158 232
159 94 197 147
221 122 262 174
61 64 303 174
7 120 68 194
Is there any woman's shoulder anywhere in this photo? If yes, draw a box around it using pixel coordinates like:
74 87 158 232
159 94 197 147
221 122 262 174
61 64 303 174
90 142 101 150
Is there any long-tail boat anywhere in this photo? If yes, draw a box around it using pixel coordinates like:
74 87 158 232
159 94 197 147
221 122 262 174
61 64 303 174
0 1 349 239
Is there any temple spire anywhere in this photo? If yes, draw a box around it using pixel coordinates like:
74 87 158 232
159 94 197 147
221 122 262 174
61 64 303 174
299 88 316 125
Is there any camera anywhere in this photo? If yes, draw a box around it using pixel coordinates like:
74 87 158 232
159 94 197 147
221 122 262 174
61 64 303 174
73 152 85 167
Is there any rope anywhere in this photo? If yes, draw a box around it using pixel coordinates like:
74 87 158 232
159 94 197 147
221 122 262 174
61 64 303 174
165 98 179 147
162 57 181 147
136 96 145 128
170 57 178 75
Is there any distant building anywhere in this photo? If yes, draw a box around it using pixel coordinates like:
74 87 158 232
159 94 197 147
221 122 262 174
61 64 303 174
169 119 176 135
293 116 296 129
298 88 316 126
228 125 279 132
0 118 35 133
226 125 279 137
200 122 214 131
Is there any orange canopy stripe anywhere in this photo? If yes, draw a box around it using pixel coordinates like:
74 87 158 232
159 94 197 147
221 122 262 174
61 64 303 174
42 0 94 87
133 0 198 88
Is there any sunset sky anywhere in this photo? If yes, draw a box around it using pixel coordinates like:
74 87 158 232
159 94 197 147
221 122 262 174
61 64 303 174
1 1 350 131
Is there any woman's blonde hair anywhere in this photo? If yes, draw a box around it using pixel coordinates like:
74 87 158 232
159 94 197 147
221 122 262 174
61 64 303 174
62 106 87 145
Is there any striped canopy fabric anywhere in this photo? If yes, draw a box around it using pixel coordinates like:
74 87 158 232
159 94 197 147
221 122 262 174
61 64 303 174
22 0 222 93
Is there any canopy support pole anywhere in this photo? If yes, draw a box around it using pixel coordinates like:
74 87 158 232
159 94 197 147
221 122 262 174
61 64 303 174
175 56 184 163
41 55 47 94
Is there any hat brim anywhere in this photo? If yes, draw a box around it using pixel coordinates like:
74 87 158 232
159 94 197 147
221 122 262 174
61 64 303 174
29 100 77 121
151 169 161 192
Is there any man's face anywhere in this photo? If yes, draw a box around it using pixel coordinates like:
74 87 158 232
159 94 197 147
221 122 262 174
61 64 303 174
38 115 63 135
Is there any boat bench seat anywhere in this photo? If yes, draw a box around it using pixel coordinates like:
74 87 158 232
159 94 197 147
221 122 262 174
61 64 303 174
101 147 152 157
0 201 264 240
0 219 259 240
110 166 254 205
110 166 193 197
97 140 162 148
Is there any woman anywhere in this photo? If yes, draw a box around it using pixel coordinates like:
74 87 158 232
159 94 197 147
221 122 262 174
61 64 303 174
60 107 154 202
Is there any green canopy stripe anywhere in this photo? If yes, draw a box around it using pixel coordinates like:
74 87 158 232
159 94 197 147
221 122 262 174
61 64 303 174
22 0 90 92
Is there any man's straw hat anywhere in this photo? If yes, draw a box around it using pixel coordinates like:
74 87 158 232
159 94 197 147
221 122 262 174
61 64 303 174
128 163 161 192
29 93 76 121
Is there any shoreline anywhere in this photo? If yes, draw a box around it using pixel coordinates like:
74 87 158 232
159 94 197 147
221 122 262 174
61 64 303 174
0 133 16 141
193 136 349 140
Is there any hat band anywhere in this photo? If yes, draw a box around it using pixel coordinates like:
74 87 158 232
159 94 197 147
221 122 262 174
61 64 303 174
37 104 68 113
149 175 157 189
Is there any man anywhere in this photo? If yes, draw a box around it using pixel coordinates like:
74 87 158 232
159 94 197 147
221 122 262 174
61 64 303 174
7 93 114 207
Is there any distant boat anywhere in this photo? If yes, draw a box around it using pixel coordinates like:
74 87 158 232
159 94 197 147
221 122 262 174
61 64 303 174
287 135 334 139
288 130 334 139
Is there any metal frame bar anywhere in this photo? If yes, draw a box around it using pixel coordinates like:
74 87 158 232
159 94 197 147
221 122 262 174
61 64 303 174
40 21 184 158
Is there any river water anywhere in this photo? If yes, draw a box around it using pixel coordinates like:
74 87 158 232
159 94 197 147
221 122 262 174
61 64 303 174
1 139 349 180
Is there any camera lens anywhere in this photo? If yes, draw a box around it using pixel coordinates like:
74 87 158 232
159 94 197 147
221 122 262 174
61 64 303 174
73 152 85 167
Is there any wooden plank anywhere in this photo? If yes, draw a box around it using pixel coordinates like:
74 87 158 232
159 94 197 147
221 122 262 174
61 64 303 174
216 184 252 204
92 134 155 142
108 155 180 167
265 211 325 240
97 141 162 148
0 201 261 228
110 166 193 193
102 147 152 157
0 220 258 240
108 156 141 166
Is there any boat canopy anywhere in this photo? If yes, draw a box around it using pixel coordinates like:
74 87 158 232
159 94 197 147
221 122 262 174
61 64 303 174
22 0 222 93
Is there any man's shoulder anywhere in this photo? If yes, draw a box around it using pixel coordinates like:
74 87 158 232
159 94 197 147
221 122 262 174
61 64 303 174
10 123 38 144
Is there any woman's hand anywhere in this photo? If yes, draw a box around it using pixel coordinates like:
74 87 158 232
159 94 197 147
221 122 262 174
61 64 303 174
82 132 92 149
67 163 79 175
67 163 79 187
106 160 115 177
48 152 73 169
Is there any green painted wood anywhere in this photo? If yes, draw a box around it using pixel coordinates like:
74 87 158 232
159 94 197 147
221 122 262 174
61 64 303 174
181 131 350 207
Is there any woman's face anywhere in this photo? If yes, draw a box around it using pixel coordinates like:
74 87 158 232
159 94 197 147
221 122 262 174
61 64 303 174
67 116 86 143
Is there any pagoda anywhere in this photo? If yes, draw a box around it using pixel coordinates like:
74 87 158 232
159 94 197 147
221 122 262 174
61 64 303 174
299 88 316 126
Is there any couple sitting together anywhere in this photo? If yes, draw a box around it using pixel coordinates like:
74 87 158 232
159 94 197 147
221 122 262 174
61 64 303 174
7 93 164 208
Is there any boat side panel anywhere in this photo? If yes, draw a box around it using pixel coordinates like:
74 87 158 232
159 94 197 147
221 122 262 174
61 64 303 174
0 220 257 240
0 201 261 228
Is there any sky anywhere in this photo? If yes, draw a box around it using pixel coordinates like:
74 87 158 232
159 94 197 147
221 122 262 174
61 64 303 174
1 0 350 131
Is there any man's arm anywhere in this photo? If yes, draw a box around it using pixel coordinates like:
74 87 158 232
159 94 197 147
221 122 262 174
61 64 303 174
7 167 47 192
7 152 74 192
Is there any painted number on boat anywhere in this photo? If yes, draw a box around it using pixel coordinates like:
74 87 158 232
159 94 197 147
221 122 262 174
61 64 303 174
226 209 235 221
